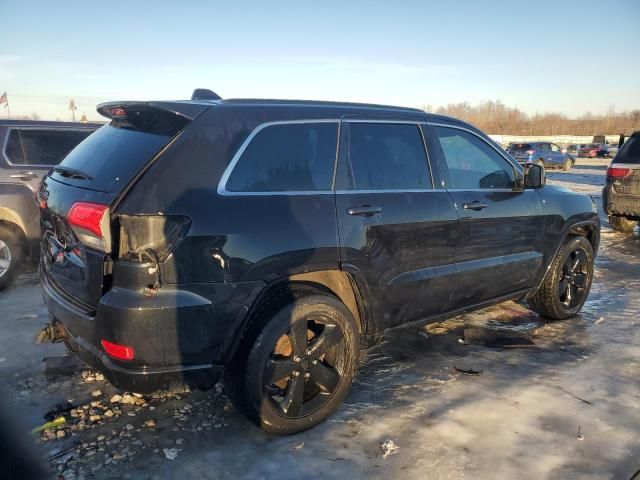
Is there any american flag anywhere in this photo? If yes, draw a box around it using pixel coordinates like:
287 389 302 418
0 92 7 107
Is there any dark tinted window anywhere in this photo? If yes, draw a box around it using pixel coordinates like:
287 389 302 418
509 143 532 152
435 126 516 189
5 128 92 166
54 124 172 193
226 122 338 192
346 123 431 190
615 136 640 164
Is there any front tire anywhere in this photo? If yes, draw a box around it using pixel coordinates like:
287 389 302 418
225 294 359 435
0 225 24 291
528 236 594 320
609 215 637 233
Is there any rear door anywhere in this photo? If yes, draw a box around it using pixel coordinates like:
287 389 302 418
428 123 544 307
335 119 458 329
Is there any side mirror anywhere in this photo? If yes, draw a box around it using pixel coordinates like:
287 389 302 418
523 163 545 189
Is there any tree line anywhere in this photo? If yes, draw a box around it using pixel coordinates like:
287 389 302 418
424 100 640 135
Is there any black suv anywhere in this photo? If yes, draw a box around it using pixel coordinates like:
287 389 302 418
39 93 600 434
603 131 640 232
0 120 99 289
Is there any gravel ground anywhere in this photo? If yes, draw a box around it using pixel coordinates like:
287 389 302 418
1 157 638 480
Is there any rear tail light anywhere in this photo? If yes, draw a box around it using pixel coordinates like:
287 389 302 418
526 149 536 155
67 202 111 252
607 167 630 178
101 339 134 361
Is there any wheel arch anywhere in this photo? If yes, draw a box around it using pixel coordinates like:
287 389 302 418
223 269 372 363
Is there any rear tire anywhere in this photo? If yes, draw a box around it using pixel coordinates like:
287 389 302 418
0 225 24 291
225 294 359 435
562 158 572 171
536 159 545 168
609 215 637 233
528 236 594 320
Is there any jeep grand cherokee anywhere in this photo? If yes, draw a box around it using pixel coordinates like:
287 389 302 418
38 90 600 434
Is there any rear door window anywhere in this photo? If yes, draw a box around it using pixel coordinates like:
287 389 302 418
615 136 640 164
344 122 431 190
510 143 531 152
435 126 516 189
224 122 338 192
4 128 93 166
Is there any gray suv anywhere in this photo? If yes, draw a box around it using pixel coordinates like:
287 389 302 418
0 120 99 289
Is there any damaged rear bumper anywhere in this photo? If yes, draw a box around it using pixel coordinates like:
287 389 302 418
603 184 640 219
40 270 226 393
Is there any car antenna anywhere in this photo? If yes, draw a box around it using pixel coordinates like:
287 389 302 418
191 88 222 101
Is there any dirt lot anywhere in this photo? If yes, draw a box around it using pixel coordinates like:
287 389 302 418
1 157 638 480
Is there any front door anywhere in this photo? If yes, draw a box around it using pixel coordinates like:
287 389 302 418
428 124 544 307
335 119 459 330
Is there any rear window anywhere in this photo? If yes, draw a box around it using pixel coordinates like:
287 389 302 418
224 122 338 192
615 136 640 164
4 128 93 166
52 124 172 193
509 143 532 151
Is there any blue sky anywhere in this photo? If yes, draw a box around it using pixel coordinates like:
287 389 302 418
1 0 638 121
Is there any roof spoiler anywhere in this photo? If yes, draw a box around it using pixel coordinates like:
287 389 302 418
97 101 210 121
191 88 221 101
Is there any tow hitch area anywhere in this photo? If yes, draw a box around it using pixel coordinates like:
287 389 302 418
35 322 67 344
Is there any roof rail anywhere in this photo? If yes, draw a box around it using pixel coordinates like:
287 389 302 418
191 88 221 101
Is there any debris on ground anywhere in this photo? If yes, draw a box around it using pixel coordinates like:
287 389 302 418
595 317 605 325
163 448 181 460
576 426 585 441
380 439 400 458
292 442 305 450
454 365 483 376
32 416 66 434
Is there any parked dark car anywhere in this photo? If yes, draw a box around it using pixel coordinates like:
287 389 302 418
603 131 640 232
579 144 610 158
507 142 575 170
0 120 100 289
38 92 600 434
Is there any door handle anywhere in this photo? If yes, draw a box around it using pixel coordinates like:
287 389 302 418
10 171 38 181
462 201 488 211
347 205 382 216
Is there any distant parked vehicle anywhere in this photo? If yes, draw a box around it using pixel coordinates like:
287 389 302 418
603 130 640 232
580 144 610 158
507 142 575 170
0 120 100 289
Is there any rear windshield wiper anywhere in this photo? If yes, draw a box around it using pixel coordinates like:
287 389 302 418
53 166 93 181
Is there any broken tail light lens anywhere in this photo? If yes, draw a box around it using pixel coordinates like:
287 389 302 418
101 340 135 361
67 202 111 252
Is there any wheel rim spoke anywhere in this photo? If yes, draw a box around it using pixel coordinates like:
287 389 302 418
0 259 10 270
309 362 340 393
572 273 587 289
281 375 305 416
572 250 587 271
563 256 573 273
265 358 297 384
307 324 343 359
288 320 308 357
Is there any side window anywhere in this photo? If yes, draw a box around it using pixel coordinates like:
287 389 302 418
434 126 516 190
225 122 338 192
550 143 560 152
346 123 431 190
4 128 93 166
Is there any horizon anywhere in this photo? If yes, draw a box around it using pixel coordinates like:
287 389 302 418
1 0 639 122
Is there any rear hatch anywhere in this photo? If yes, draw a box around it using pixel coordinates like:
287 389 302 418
39 102 207 313
508 143 533 161
608 135 640 196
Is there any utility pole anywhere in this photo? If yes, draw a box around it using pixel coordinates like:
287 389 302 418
69 99 77 122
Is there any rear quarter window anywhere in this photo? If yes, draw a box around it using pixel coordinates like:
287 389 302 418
615 136 640 164
224 122 338 193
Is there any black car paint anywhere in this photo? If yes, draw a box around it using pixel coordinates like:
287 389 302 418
40 100 600 392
